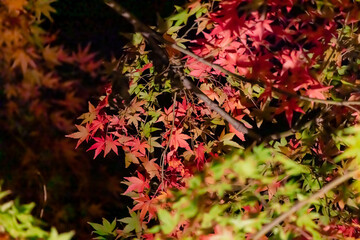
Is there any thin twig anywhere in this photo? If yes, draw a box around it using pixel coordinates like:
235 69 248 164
252 169 359 240
35 170 47 219
160 92 177 190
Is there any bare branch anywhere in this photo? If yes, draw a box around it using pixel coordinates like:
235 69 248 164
252 169 359 240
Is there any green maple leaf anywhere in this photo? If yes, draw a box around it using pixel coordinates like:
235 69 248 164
119 210 143 235
88 218 117 237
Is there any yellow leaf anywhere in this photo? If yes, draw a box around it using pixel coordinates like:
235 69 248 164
125 152 139 168
34 0 56 21
78 102 97 124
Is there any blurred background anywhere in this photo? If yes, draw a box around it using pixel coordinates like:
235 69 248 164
0 0 183 238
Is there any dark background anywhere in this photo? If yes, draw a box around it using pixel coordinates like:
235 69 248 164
0 0 183 239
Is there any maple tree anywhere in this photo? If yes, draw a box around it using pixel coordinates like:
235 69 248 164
3 0 360 239
64 0 360 238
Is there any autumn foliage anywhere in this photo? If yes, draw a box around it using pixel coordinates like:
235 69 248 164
64 0 360 239
3 0 360 239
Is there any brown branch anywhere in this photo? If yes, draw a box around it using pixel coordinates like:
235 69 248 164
180 74 260 140
104 0 260 140
104 0 360 109
252 169 359 240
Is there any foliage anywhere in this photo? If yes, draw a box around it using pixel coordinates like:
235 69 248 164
0 182 74 240
74 0 360 239
0 0 126 238
36 0 360 239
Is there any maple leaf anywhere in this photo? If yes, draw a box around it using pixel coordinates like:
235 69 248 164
56 91 83 113
72 43 96 64
132 195 157 221
89 116 107 134
78 102 97 124
169 128 191 151
119 209 145 236
34 0 56 21
228 115 246 141
87 137 106 159
122 172 150 194
305 85 332 100
128 100 146 114
65 124 90 148
140 157 160 179
125 138 149 156
104 135 121 156
42 45 60 65
275 98 305 127
11 48 37 73
124 151 140 168
194 143 206 169
126 113 142 129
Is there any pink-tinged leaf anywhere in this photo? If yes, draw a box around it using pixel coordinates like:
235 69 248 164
65 124 90 148
140 157 160 179
125 138 149 156
104 135 121 157
87 137 106 159
123 172 150 194
127 113 142 129
72 43 96 64
280 50 303 74
89 116 107 134
305 85 332 100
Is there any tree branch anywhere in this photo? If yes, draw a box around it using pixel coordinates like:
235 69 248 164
104 0 260 140
180 73 260 140
252 169 359 240
104 0 360 110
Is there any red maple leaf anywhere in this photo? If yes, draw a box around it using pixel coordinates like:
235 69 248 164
104 135 121 156
125 137 150 156
123 172 150 195
195 142 206 169
275 98 305 127
87 137 106 159
169 128 191 151
132 194 157 221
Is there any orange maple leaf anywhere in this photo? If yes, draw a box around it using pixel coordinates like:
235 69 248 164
65 124 90 148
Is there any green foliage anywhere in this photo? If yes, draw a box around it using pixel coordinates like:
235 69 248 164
0 183 74 240
149 128 360 239
88 218 117 240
